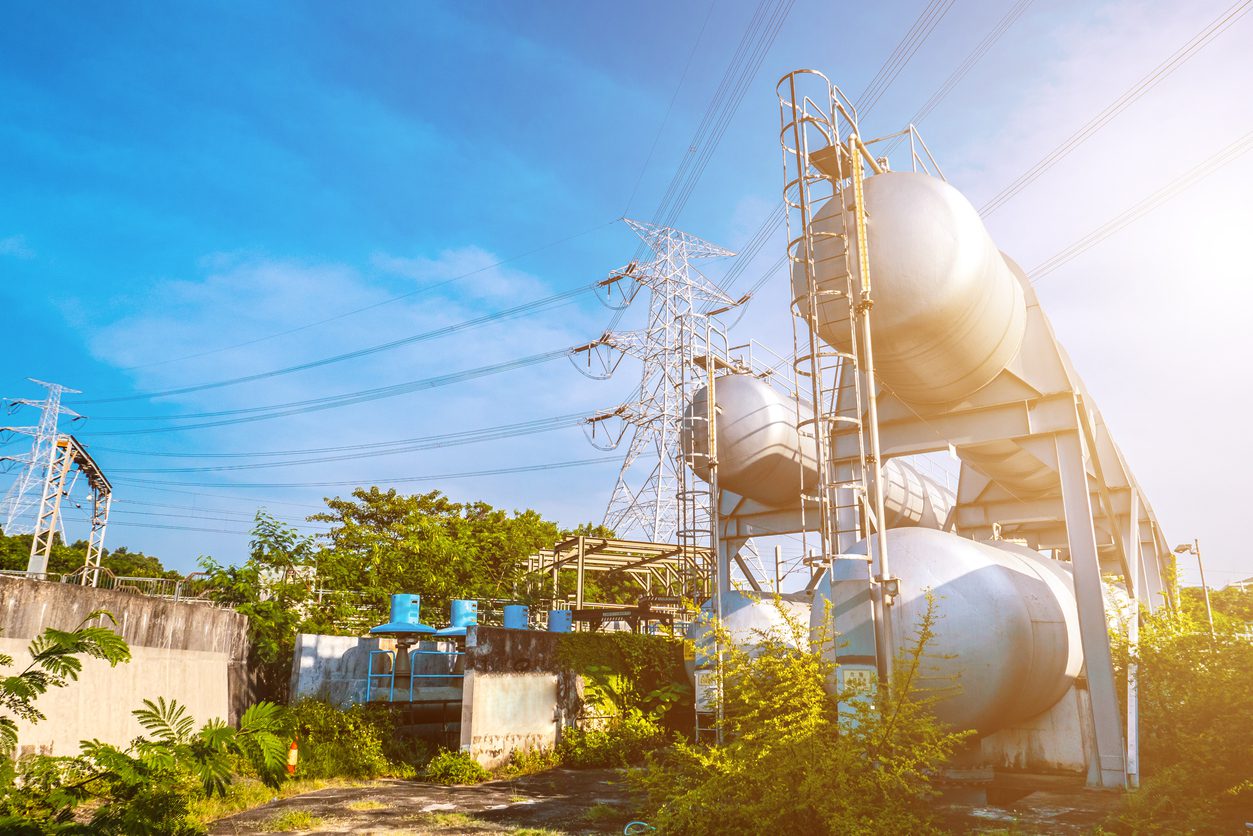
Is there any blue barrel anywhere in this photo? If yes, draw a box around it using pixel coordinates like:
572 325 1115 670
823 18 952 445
547 609 573 633
449 599 479 628
503 604 530 630
391 593 422 625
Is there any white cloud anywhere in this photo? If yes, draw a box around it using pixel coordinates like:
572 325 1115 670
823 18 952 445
0 235 33 259
371 245 550 300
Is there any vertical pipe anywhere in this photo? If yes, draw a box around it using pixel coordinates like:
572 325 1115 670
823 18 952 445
774 545 782 593
848 134 893 686
575 536 585 611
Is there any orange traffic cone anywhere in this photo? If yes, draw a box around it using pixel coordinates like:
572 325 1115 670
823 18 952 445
287 739 299 775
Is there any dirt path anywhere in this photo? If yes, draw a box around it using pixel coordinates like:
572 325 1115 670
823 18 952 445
209 768 637 835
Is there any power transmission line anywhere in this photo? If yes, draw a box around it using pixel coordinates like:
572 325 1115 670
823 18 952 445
1029 128 1253 281
76 284 595 405
121 218 618 372
980 0 1253 216
77 348 574 434
100 414 587 472
858 0 959 118
109 456 621 490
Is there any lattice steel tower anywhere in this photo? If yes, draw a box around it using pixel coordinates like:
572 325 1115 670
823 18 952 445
0 380 81 535
576 219 738 557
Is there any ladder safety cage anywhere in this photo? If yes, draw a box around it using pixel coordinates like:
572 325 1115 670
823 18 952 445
777 69 895 685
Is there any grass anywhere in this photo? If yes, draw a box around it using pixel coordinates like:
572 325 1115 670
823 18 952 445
258 809 325 832
345 798 389 812
187 776 367 824
583 802 623 824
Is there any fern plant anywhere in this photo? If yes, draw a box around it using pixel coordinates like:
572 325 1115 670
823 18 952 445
0 609 131 756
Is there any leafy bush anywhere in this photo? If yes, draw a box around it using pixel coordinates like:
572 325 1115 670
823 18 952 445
558 710 666 769
424 749 490 784
1108 606 1253 833
629 594 970 835
498 746 561 777
0 698 290 834
286 699 429 780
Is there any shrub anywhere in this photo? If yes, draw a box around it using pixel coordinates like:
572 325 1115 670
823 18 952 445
424 749 490 784
1108 607 1253 833
558 710 666 769
629 594 970 835
286 699 429 780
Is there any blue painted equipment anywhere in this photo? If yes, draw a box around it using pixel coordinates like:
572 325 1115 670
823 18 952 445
369 593 435 635
503 604 530 630
435 599 479 637
547 609 573 633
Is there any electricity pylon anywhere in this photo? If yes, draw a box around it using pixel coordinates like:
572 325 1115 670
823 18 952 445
575 219 740 552
0 380 81 535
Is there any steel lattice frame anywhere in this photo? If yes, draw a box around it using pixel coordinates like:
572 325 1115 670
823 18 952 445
0 380 80 536
578 220 737 592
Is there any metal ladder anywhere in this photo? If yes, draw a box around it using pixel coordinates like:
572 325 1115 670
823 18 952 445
778 69 894 682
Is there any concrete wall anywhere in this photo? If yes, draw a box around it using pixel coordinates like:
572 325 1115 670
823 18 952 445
458 626 581 768
0 576 250 756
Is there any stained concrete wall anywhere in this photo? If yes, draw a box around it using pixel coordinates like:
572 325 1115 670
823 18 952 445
0 575 251 756
458 626 581 767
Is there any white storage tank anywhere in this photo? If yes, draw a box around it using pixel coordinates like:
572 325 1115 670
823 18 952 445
793 171 1028 407
681 374 953 526
811 528 1082 736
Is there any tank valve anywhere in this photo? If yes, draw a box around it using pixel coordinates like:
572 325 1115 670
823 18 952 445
881 576 900 604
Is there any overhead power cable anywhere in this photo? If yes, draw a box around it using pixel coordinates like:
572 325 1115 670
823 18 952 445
75 284 594 405
980 0 1253 216
121 218 618 372
109 456 622 490
77 348 573 434
89 412 587 459
1029 128 1253 281
880 0 1033 156
622 0 717 217
101 413 587 473
857 0 959 118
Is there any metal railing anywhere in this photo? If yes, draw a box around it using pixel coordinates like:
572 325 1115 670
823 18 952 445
364 647 465 703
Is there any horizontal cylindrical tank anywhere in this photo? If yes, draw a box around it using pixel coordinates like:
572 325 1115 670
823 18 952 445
682 374 953 526
811 528 1081 736
793 171 1028 407
686 591 811 678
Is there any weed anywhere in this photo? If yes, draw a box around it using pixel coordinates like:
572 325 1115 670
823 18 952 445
425 749 491 784
258 809 324 832
584 802 623 823
345 798 389 812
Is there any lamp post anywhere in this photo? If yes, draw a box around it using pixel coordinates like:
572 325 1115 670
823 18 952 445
1173 539 1215 639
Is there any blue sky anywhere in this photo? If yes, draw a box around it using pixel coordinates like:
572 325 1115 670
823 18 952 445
2 0 1250 589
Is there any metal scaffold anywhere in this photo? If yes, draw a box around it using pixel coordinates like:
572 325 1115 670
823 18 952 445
574 219 743 599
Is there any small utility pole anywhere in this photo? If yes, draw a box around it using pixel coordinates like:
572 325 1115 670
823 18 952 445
1174 539 1215 639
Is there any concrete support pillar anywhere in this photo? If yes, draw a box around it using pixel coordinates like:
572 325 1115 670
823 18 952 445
1055 427 1127 789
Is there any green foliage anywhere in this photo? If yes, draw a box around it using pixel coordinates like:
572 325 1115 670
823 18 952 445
558 710 666 769
310 487 564 618
630 594 971 835
0 609 131 756
258 810 323 832
286 699 429 779
557 632 690 722
0 697 290 834
1179 582 1253 627
1108 606 1253 833
496 746 560 777
424 748 490 784
0 529 179 579
199 512 324 701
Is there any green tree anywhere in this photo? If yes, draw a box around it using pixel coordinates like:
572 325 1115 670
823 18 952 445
199 511 321 701
309 487 564 616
